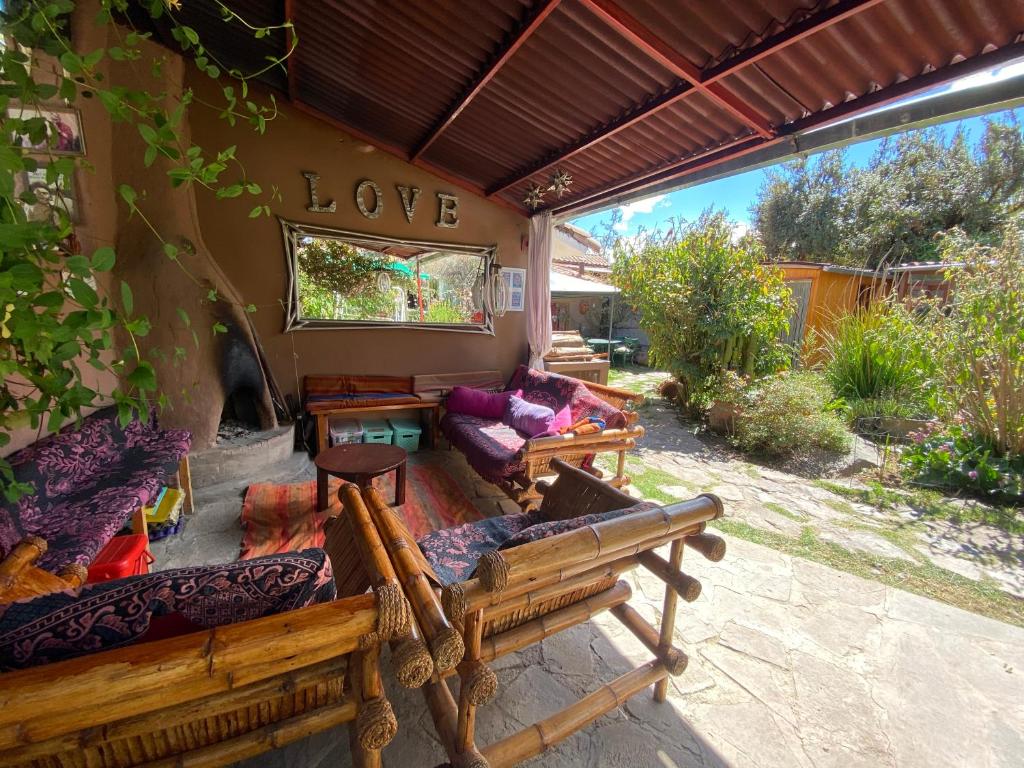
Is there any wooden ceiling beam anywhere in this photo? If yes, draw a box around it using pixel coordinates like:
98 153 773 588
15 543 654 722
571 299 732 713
488 0 886 199
409 0 562 162
578 0 774 138
702 0 889 84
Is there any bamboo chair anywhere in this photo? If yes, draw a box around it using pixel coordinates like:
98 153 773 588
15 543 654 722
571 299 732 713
502 380 646 510
354 459 727 768
0 501 416 768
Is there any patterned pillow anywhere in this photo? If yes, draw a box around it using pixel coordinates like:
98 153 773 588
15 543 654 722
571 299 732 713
498 501 659 550
0 548 336 671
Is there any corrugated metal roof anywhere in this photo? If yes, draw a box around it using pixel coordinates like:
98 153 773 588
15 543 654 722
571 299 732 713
550 270 619 293
174 0 1024 215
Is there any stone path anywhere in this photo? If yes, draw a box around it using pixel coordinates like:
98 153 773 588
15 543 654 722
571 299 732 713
607 368 1024 599
239 534 1024 768
157 374 1024 768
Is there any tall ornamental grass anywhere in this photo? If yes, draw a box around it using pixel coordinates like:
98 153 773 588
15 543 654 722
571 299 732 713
823 300 938 417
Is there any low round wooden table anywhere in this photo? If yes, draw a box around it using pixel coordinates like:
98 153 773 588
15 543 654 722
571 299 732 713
315 443 408 512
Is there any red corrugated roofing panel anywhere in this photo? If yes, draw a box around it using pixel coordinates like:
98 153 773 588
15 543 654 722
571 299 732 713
176 0 1024 215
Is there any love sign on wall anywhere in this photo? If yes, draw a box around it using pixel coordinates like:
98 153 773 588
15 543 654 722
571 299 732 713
302 172 459 229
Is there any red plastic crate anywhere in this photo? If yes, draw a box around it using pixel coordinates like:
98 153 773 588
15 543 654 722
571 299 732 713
87 534 154 583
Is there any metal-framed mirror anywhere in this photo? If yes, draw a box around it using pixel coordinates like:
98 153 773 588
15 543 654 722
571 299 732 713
281 219 498 334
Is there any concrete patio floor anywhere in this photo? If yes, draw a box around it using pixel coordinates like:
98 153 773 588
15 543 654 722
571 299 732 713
152 436 1024 768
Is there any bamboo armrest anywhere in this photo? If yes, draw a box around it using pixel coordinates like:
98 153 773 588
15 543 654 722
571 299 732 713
361 487 466 673
0 594 378 756
584 380 645 407
474 494 723 594
521 425 644 455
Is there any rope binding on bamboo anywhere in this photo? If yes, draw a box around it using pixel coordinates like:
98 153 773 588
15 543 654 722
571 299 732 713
441 581 467 624
59 562 89 584
392 636 434 688
430 625 466 673
663 647 689 676
476 550 510 593
356 696 398 750
462 661 498 706
374 581 411 640
358 631 380 650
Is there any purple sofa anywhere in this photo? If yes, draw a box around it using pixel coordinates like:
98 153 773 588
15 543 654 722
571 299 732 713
440 365 629 486
0 407 191 573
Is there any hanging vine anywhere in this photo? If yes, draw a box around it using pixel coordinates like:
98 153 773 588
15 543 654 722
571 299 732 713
0 0 294 499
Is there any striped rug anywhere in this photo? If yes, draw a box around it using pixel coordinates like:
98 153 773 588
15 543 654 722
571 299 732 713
239 463 484 559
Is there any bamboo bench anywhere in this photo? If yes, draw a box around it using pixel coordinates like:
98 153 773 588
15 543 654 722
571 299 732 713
346 459 727 767
0 507 424 768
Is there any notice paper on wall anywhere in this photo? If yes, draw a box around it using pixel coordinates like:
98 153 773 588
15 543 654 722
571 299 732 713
502 267 525 311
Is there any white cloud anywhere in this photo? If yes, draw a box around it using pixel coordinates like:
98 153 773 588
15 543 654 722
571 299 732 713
730 221 750 243
613 194 668 231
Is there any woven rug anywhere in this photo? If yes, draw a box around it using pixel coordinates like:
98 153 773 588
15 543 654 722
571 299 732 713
240 463 485 560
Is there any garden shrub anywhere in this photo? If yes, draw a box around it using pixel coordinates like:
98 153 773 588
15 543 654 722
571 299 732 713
934 223 1024 458
612 210 793 410
899 221 1024 503
733 372 853 457
822 300 938 419
903 423 1024 504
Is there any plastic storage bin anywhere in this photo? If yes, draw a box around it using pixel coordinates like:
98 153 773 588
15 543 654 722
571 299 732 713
87 534 153 583
361 419 394 444
329 418 363 446
389 418 422 452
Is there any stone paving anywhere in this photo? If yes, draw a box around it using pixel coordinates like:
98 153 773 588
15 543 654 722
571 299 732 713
154 376 1024 768
238 534 1024 768
608 368 1024 598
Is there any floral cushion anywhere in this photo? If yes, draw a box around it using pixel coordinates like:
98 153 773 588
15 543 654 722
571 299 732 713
0 407 191 572
506 365 626 429
0 548 336 671
417 501 655 586
417 512 542 585
500 501 660 550
440 412 526 484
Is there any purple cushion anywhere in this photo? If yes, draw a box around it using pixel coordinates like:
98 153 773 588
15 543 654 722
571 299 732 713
506 365 626 429
0 407 191 572
500 501 659 550
537 405 573 438
0 549 336 671
441 412 526 483
447 386 523 419
504 395 557 438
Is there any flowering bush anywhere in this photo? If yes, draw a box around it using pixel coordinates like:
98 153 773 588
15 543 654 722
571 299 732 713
902 423 1024 503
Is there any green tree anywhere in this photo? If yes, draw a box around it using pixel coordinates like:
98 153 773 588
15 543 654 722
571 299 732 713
611 210 793 409
752 115 1024 268
753 149 848 262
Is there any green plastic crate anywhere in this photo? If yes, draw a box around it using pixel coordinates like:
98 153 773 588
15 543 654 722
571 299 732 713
389 418 422 452
361 418 393 444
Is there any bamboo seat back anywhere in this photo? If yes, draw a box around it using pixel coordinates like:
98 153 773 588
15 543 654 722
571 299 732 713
351 460 728 768
0 489 415 768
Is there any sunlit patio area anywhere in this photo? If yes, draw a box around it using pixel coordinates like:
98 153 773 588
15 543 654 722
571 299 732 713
2 1 1023 767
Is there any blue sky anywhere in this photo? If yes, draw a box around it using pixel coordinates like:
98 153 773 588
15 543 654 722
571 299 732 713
571 61 1024 242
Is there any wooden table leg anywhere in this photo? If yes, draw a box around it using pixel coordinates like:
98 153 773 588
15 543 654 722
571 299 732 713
317 414 328 456
395 462 406 507
317 466 329 512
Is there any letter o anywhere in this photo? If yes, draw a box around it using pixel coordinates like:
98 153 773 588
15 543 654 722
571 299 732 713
356 179 383 219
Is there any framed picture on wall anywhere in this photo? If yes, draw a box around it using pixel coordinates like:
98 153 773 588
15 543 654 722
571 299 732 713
7 104 86 155
14 167 79 224
502 267 525 312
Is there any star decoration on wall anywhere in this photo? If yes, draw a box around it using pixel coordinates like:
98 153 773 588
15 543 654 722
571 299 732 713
523 183 546 210
548 168 573 198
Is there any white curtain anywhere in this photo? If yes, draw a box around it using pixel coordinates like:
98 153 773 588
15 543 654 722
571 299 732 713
526 211 553 370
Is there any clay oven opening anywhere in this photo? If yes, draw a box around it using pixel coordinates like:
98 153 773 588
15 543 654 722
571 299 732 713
217 324 275 443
